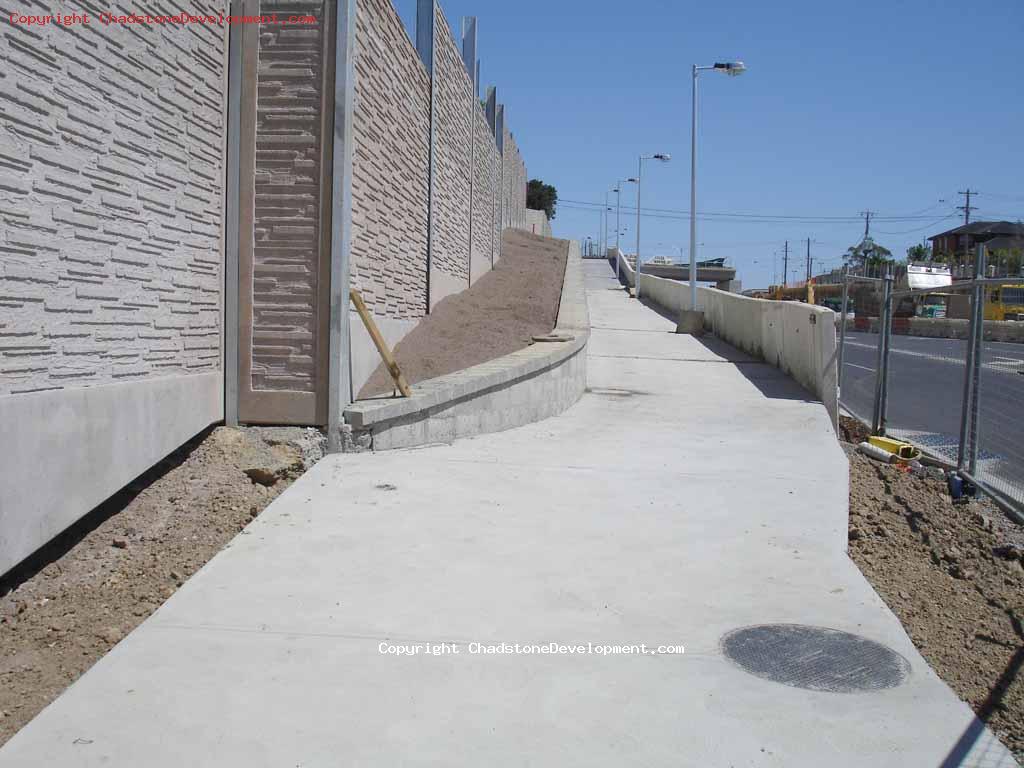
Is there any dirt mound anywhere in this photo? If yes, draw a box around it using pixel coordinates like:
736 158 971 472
359 230 568 398
0 426 324 746
845 432 1024 758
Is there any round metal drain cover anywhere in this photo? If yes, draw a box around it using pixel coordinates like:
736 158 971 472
722 624 910 693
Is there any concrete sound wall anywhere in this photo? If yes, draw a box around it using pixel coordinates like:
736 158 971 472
0 4 229 576
349 0 530 388
0 0 535 576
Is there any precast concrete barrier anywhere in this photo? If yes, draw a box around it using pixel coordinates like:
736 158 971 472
615 254 838 429
839 316 1024 343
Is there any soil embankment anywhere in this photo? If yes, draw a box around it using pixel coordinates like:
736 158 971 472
359 230 568 398
841 417 1023 759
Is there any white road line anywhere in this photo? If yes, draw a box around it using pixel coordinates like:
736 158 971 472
843 341 1020 376
843 362 875 372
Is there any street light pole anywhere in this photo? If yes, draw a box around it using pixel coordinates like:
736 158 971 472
635 155 670 300
616 178 637 286
635 156 643 299
615 185 622 252
683 60 746 331
598 191 606 256
688 63 699 311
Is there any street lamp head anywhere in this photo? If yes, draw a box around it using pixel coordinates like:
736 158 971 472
626 177 638 183
714 61 746 76
653 153 671 162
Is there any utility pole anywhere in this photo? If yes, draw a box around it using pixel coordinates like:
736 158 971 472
806 238 812 283
782 240 789 288
860 210 875 239
957 188 978 276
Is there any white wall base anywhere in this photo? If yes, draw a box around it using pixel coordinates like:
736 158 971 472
429 268 469 311
348 311 418 398
0 372 223 577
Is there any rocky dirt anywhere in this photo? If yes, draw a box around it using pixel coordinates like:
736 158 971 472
842 416 1024 759
0 426 325 747
359 229 568 398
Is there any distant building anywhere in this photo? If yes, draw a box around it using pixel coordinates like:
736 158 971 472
929 221 1024 259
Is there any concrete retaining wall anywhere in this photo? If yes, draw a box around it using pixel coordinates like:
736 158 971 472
342 238 587 450
617 255 838 429
525 209 552 237
0 372 222 577
841 316 1024 343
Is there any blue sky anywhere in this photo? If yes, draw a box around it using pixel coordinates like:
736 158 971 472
399 0 1024 289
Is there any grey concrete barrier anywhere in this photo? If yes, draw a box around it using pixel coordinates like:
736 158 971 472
616 255 838 429
342 239 589 451
838 316 1024 343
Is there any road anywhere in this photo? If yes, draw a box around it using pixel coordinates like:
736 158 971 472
840 331 1024 502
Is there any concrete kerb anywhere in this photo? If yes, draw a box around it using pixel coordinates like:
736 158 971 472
341 238 589 450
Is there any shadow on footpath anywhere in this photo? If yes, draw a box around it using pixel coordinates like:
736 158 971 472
939 638 1023 767
631 292 818 406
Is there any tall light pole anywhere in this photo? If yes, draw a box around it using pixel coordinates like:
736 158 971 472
615 178 637 284
683 60 746 330
601 185 618 256
635 153 671 300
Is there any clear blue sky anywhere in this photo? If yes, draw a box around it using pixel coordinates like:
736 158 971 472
398 0 1024 289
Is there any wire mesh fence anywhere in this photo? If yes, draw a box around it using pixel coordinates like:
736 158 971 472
836 276 884 427
974 289 1024 507
882 282 974 467
837 250 1024 520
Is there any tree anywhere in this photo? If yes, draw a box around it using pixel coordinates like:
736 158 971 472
844 236 894 275
906 243 932 262
527 179 557 220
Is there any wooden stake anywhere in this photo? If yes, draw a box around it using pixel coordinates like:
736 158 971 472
349 289 412 398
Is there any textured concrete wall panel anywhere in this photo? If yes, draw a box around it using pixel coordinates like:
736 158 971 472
0 1 227 397
250 2 325 393
351 0 430 319
470 105 496 282
429 8 472 298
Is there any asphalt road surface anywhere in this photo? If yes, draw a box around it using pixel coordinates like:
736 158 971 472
840 331 1024 504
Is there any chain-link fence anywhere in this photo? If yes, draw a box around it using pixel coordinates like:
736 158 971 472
882 281 974 467
837 247 1024 520
835 275 884 427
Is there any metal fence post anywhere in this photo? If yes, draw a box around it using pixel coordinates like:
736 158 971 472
871 269 893 435
968 245 987 475
957 245 987 472
837 267 849 394
879 270 894 435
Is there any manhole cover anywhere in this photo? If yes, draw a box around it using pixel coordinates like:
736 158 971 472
721 624 910 693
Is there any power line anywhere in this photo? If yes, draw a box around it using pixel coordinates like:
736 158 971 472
558 203 950 229
559 198 955 223
874 213 960 235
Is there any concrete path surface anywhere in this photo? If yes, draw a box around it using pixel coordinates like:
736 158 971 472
1 261 1016 767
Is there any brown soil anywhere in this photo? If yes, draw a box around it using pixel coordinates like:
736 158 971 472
359 229 568 398
842 416 1024 759
0 426 324 747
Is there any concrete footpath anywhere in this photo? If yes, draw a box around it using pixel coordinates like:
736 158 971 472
1 262 1016 766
